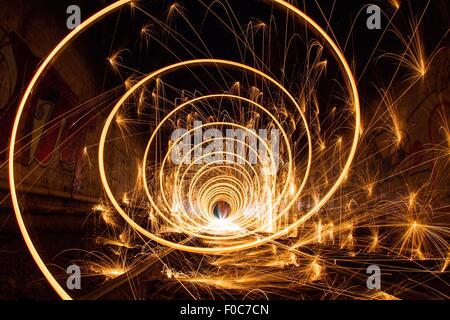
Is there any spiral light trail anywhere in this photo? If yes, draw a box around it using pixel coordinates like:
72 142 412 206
6 0 448 300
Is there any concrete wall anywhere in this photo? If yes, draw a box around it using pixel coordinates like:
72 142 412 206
0 1 141 228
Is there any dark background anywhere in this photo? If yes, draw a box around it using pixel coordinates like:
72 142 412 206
0 0 448 299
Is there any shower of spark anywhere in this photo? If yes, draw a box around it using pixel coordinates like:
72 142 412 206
6 0 449 300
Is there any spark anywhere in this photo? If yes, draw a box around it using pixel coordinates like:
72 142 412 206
91 266 128 280
390 0 400 10
7 0 448 301
107 49 129 73
307 256 324 282
122 193 130 205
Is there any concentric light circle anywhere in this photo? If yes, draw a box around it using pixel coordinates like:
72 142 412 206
9 0 360 299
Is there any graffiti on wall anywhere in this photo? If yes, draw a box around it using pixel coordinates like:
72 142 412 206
0 29 93 191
